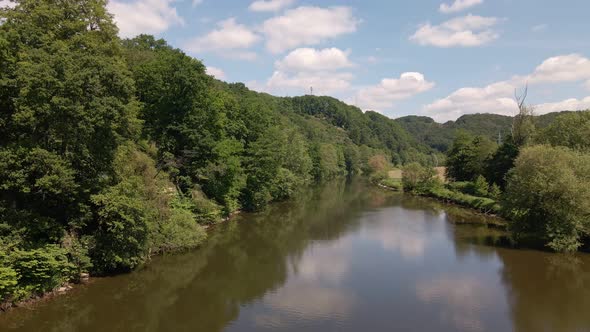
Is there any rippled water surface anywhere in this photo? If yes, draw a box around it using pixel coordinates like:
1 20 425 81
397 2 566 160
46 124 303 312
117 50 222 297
2 179 590 332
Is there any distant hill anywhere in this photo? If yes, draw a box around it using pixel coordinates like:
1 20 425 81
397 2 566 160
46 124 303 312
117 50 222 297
396 111 580 152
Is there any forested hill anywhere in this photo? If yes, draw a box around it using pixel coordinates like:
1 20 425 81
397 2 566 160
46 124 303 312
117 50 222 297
217 82 435 165
396 111 577 152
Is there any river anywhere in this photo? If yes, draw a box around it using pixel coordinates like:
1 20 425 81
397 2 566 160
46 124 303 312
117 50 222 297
1 179 589 332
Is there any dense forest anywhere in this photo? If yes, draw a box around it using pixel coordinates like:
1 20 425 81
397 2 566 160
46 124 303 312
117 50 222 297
1 0 589 308
396 111 577 152
0 0 436 305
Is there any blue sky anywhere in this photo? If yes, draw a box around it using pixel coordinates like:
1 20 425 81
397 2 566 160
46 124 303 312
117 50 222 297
103 0 590 122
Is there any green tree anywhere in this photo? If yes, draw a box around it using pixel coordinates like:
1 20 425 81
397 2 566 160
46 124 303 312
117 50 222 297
91 177 151 272
504 145 590 252
446 132 497 181
0 0 140 232
537 110 590 152
402 162 436 193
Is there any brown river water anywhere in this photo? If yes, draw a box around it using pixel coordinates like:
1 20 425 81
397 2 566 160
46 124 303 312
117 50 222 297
1 179 589 332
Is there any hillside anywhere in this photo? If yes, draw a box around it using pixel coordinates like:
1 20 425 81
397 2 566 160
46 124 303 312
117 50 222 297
396 111 579 152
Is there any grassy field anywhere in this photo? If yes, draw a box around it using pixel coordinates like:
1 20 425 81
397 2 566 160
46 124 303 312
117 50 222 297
388 169 402 179
388 167 446 182
434 167 446 182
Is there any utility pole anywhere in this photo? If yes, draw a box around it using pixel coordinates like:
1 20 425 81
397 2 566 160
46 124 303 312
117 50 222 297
310 86 313 95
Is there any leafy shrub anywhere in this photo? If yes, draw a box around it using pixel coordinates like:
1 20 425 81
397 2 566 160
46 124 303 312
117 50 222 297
425 187 500 214
91 178 151 273
402 163 437 193
504 145 590 252
380 178 403 191
8 245 75 297
155 208 207 252
0 267 19 302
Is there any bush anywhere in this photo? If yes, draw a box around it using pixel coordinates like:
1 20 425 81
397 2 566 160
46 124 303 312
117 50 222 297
402 163 437 193
504 145 590 252
155 208 206 252
91 178 151 273
0 267 19 302
380 178 403 191
8 245 74 297
426 187 500 214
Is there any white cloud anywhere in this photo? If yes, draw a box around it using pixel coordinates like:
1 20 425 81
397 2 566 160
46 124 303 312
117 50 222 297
410 14 500 47
535 97 590 114
0 0 15 8
206 66 226 80
531 24 547 32
355 72 435 110
192 0 203 7
276 47 353 72
528 54 590 84
184 18 260 59
249 47 355 95
107 0 184 38
249 0 295 12
423 54 590 122
260 6 360 54
424 81 518 122
439 0 483 14
251 71 354 96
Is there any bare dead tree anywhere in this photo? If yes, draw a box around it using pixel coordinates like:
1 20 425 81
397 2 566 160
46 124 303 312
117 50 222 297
511 84 536 147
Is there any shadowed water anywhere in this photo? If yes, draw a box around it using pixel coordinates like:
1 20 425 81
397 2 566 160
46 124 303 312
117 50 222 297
2 179 590 332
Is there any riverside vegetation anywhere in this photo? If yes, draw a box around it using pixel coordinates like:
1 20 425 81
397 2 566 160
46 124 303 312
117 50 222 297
0 0 589 309
0 0 436 307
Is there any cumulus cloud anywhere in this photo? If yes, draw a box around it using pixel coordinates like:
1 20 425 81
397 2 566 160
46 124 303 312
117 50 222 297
184 18 260 60
355 72 435 110
249 0 295 12
423 54 590 122
439 0 483 14
410 14 500 47
107 0 184 38
251 71 354 96
260 6 360 54
192 0 203 7
535 97 590 114
528 54 590 84
206 66 226 80
275 47 353 72
248 47 354 96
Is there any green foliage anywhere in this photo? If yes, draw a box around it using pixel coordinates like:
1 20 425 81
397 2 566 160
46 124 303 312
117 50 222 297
484 137 519 188
1 245 75 301
0 267 19 301
537 110 590 152
489 183 501 200
380 178 403 191
424 187 500 214
504 145 590 252
473 175 489 197
446 131 497 181
154 207 206 252
402 163 437 193
91 177 151 272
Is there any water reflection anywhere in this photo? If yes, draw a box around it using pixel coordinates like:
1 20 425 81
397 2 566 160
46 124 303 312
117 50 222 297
1 179 590 332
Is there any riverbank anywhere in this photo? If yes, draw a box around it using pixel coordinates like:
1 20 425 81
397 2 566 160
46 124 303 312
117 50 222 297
0 209 241 313
376 167 505 225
